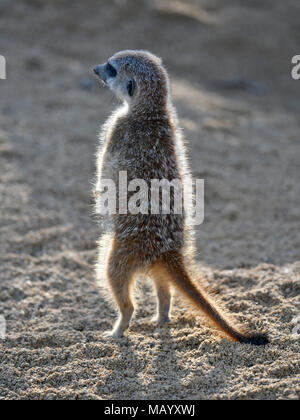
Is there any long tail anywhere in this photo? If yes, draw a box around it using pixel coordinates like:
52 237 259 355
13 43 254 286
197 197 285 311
158 251 269 346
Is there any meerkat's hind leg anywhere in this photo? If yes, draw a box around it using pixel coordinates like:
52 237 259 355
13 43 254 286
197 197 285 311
104 247 136 338
104 269 134 338
150 265 171 325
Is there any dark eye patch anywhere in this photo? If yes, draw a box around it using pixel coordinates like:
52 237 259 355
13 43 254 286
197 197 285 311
127 79 135 97
105 63 117 78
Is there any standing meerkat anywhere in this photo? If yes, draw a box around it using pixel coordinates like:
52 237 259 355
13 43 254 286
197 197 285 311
93 50 268 345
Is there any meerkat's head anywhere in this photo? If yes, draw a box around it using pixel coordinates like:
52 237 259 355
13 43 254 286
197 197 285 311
93 50 169 109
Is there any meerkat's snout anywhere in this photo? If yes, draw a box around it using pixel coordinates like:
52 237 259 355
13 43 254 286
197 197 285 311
93 65 101 76
94 62 118 82
93 58 136 100
93 64 108 83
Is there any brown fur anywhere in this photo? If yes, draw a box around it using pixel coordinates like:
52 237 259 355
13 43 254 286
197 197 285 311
93 50 269 345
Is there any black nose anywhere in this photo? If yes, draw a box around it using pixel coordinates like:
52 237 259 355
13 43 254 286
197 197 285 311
93 66 100 76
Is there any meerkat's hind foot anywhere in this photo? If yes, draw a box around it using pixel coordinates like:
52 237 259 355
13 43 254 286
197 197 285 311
238 332 269 346
103 325 126 339
103 317 132 339
103 330 123 339
151 314 170 326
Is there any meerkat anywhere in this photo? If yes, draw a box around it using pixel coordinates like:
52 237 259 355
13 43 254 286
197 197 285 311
93 50 269 345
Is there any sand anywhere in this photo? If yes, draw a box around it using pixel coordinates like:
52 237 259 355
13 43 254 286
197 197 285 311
0 0 299 400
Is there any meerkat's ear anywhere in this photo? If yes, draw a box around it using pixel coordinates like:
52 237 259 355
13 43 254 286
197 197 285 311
127 79 135 97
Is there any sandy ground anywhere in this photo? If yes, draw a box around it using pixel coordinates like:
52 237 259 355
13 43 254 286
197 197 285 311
0 0 299 400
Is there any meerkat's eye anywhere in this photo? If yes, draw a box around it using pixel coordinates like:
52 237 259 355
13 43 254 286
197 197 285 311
106 63 117 78
127 79 135 97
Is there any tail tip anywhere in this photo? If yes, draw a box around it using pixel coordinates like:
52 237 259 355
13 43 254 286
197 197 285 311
239 333 269 346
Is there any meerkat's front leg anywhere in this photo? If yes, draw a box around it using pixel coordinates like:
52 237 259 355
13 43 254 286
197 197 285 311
150 266 171 325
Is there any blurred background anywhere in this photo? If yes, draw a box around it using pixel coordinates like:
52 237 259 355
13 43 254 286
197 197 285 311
1 0 299 268
0 0 299 400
